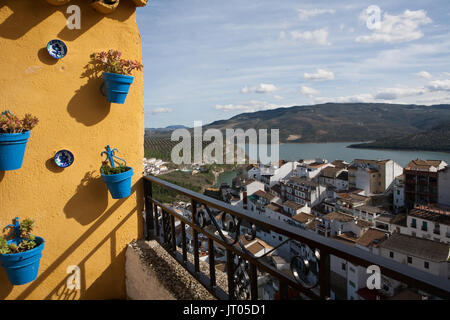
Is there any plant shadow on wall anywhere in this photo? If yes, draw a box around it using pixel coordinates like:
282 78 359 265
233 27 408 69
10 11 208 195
64 171 109 225
0 0 134 41
13 181 143 300
67 61 111 126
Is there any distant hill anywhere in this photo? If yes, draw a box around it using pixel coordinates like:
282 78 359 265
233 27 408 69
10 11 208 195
145 125 188 137
204 103 450 144
349 123 450 152
146 125 188 132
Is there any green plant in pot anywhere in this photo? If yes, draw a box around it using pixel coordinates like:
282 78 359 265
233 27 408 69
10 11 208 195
100 145 134 199
0 217 45 285
0 111 39 171
90 50 143 104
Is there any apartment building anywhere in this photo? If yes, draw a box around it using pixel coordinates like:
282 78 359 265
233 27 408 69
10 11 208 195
348 159 403 196
393 174 405 210
404 159 448 208
281 176 327 213
438 167 450 206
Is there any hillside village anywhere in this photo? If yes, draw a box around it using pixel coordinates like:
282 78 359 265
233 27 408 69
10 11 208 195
160 157 450 300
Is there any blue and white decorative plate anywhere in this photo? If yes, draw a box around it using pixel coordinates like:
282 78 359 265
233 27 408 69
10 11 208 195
54 150 74 168
47 39 68 59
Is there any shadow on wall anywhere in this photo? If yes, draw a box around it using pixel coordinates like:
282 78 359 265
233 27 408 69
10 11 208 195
0 0 134 41
0 1 57 40
64 171 109 225
46 248 128 300
45 157 65 173
67 77 111 126
57 1 135 42
0 268 13 300
11 180 143 300
0 171 4 182
37 47 58 66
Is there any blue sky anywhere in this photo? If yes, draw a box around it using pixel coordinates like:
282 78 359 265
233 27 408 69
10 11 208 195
137 0 450 128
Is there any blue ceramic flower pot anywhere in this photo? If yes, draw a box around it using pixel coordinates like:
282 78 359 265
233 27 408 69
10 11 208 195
0 131 31 171
0 237 44 285
101 167 134 199
101 72 134 104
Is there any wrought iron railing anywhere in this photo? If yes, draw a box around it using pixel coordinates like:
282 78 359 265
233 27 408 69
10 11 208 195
142 175 450 300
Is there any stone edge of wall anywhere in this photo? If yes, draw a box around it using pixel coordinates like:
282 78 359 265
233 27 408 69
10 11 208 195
126 240 224 300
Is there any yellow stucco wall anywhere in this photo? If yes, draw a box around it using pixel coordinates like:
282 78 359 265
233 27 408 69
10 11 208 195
0 0 144 299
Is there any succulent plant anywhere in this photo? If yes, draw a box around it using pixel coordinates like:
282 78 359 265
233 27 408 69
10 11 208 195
101 161 130 175
0 218 37 255
90 50 143 76
0 111 39 134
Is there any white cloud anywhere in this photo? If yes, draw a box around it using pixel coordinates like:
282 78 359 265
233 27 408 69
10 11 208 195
356 9 432 44
304 68 335 81
215 100 285 112
273 95 284 100
241 83 278 94
415 71 432 79
375 87 425 100
314 94 375 104
290 28 330 45
150 107 173 114
426 79 450 91
297 8 335 21
301 86 320 97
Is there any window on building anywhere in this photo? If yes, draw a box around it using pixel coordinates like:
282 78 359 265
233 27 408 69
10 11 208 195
407 256 412 264
342 263 346 271
279 236 282 241
389 251 394 258
349 267 355 273
422 221 428 232
349 280 356 288
424 261 429 269
411 218 417 228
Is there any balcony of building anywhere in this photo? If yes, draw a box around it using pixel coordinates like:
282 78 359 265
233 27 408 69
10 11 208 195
131 175 450 300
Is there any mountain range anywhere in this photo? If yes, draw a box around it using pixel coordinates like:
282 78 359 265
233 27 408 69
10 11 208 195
145 103 450 152
204 103 450 146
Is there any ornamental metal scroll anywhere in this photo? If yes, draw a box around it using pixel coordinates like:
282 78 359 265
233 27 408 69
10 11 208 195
101 145 127 169
188 200 322 297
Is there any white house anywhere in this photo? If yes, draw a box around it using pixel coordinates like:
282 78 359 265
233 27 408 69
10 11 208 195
405 206 450 244
379 233 450 279
294 159 333 180
318 167 349 191
259 161 298 188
